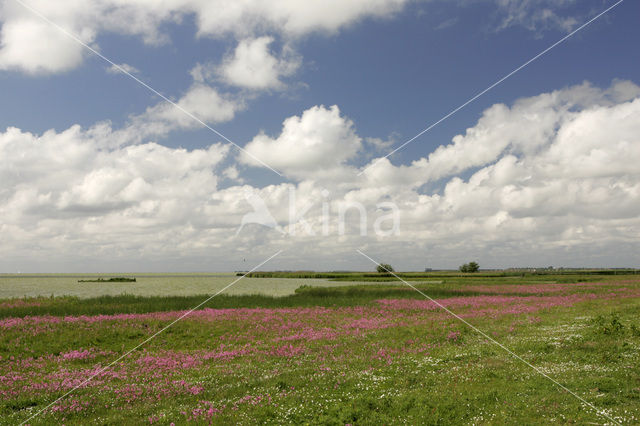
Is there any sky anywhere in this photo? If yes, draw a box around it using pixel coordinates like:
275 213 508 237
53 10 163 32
0 0 639 272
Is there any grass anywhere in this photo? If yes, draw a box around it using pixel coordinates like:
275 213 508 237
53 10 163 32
1 274 639 424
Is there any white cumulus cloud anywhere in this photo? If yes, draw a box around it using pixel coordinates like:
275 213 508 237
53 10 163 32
1 80 639 271
0 0 606 74
240 105 362 180
0 0 408 74
216 37 301 90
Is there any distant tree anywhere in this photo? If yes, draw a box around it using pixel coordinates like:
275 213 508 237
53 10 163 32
467 261 479 272
459 262 480 273
377 263 394 273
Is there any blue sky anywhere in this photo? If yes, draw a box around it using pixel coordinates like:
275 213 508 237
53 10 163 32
2 0 636 158
0 0 639 271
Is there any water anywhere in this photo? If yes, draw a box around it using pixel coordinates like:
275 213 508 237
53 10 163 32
0 273 359 299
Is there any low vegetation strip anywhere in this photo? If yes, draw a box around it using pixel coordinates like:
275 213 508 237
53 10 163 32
77 278 136 283
242 270 640 280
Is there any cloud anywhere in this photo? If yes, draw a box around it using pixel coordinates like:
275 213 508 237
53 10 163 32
106 63 140 75
0 0 174 74
239 105 361 180
0 0 610 79
493 0 588 35
190 0 409 38
434 17 458 30
215 37 301 90
104 83 244 147
1 80 639 270
0 123 230 267
240 80 640 266
0 15 88 74
134 84 241 134
0 0 408 74
357 80 640 262
222 166 243 183
0 0 612 75
364 136 395 152
0 126 229 213
362 80 640 186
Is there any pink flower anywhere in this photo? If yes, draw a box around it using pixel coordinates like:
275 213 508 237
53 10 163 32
61 349 92 360
447 331 461 341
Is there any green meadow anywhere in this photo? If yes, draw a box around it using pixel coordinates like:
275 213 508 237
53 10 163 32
1 272 639 424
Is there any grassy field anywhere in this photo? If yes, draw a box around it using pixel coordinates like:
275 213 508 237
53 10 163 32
1 274 639 424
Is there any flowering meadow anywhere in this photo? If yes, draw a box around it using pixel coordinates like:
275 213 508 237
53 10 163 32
1 275 640 424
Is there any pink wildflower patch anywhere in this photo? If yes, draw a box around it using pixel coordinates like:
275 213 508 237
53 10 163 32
0 299 42 309
447 331 461 342
346 317 389 330
61 349 93 360
271 344 306 357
